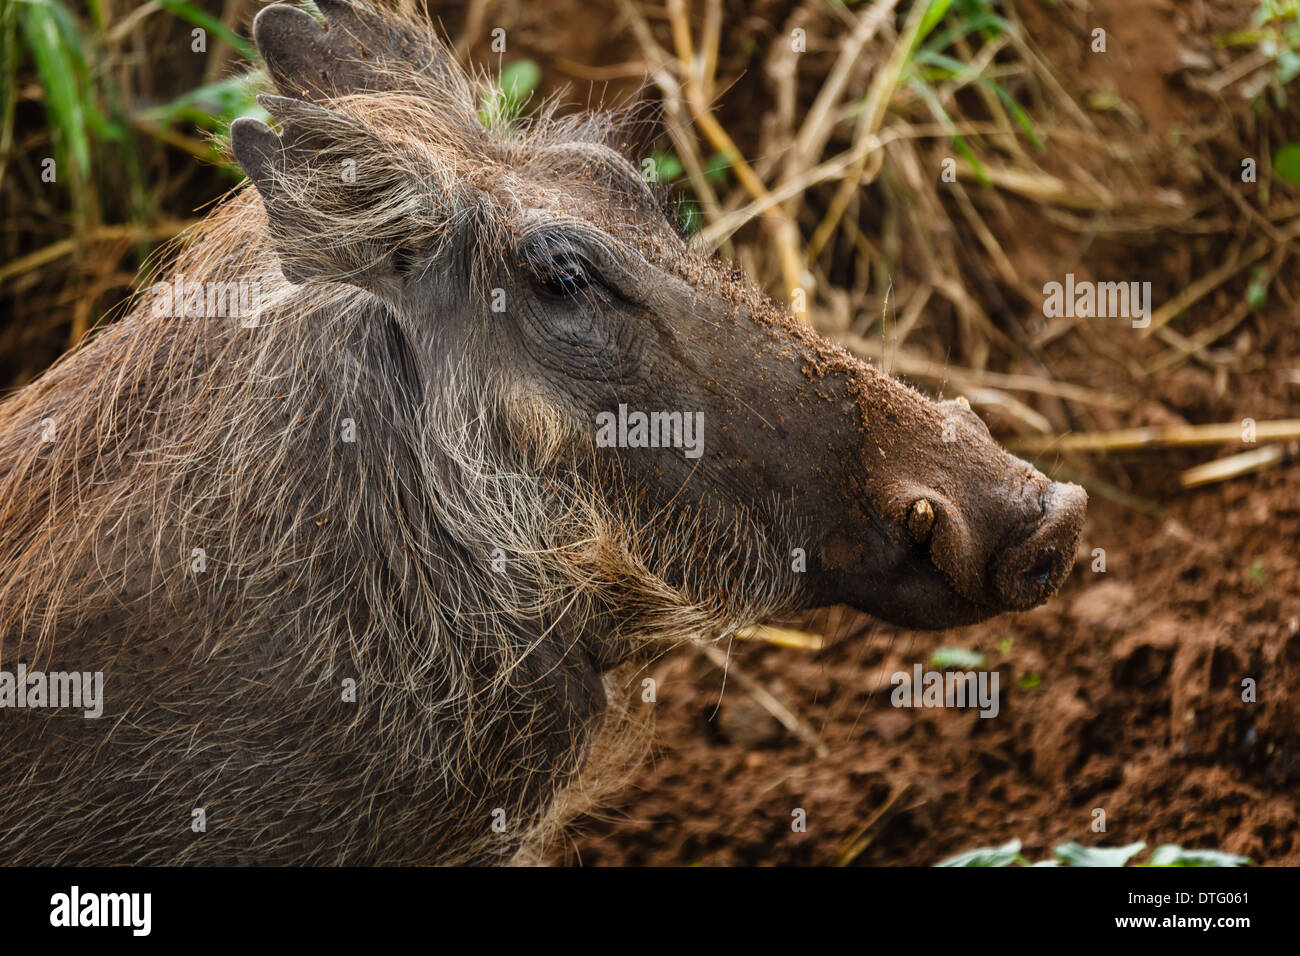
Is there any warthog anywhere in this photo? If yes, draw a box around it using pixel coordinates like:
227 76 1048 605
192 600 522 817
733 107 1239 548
0 0 1085 864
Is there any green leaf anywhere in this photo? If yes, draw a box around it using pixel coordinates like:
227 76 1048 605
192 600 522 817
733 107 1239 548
1017 672 1041 690
982 77 1043 149
500 59 541 103
920 13 1010 57
649 151 683 183
908 77 990 186
679 200 702 233
913 49 976 78
931 647 987 669
1054 841 1146 867
952 136 989 185
1217 29 1267 48
1147 844 1253 867
141 74 267 132
1246 265 1270 311
1278 49 1300 84
0 0 17 193
936 839 1023 867
1274 142 1300 184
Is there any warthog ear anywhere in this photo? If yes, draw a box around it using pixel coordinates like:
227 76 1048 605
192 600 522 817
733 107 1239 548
253 0 457 102
231 94 444 291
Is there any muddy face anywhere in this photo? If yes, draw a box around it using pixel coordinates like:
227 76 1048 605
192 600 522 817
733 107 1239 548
234 1 1087 639
390 142 1087 632
475 178 1086 630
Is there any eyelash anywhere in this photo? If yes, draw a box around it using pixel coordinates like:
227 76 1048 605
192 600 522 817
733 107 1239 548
521 239 599 298
534 253 591 297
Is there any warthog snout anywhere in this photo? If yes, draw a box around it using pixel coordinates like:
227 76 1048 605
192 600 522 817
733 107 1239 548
810 381 1087 630
901 475 1086 619
990 481 1089 610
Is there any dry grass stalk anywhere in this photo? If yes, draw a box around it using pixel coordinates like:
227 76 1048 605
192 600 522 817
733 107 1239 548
700 643 830 757
1008 420 1300 455
736 624 825 651
0 221 195 286
1143 217 1300 336
1180 443 1298 489
840 332 1124 408
835 782 910 866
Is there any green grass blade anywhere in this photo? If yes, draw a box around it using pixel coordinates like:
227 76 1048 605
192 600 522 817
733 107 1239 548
920 12 1010 55
980 76 1043 148
908 76 990 185
18 0 92 192
0 0 17 194
912 0 957 53
156 0 257 62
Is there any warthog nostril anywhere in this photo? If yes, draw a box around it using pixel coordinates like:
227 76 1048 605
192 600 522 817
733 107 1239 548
907 498 936 544
1018 551 1057 590
997 545 1068 609
990 481 1088 611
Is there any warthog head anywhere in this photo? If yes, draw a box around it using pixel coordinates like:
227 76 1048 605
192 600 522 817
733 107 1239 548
232 0 1085 650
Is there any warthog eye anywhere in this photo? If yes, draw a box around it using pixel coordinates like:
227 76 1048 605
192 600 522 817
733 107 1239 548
520 232 599 299
529 250 592 298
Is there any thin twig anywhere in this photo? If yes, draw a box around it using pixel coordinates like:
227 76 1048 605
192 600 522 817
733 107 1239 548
699 642 830 758
1181 442 1297 489
835 783 910 866
1007 420 1300 455
1142 216 1300 336
0 220 195 286
736 624 824 651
